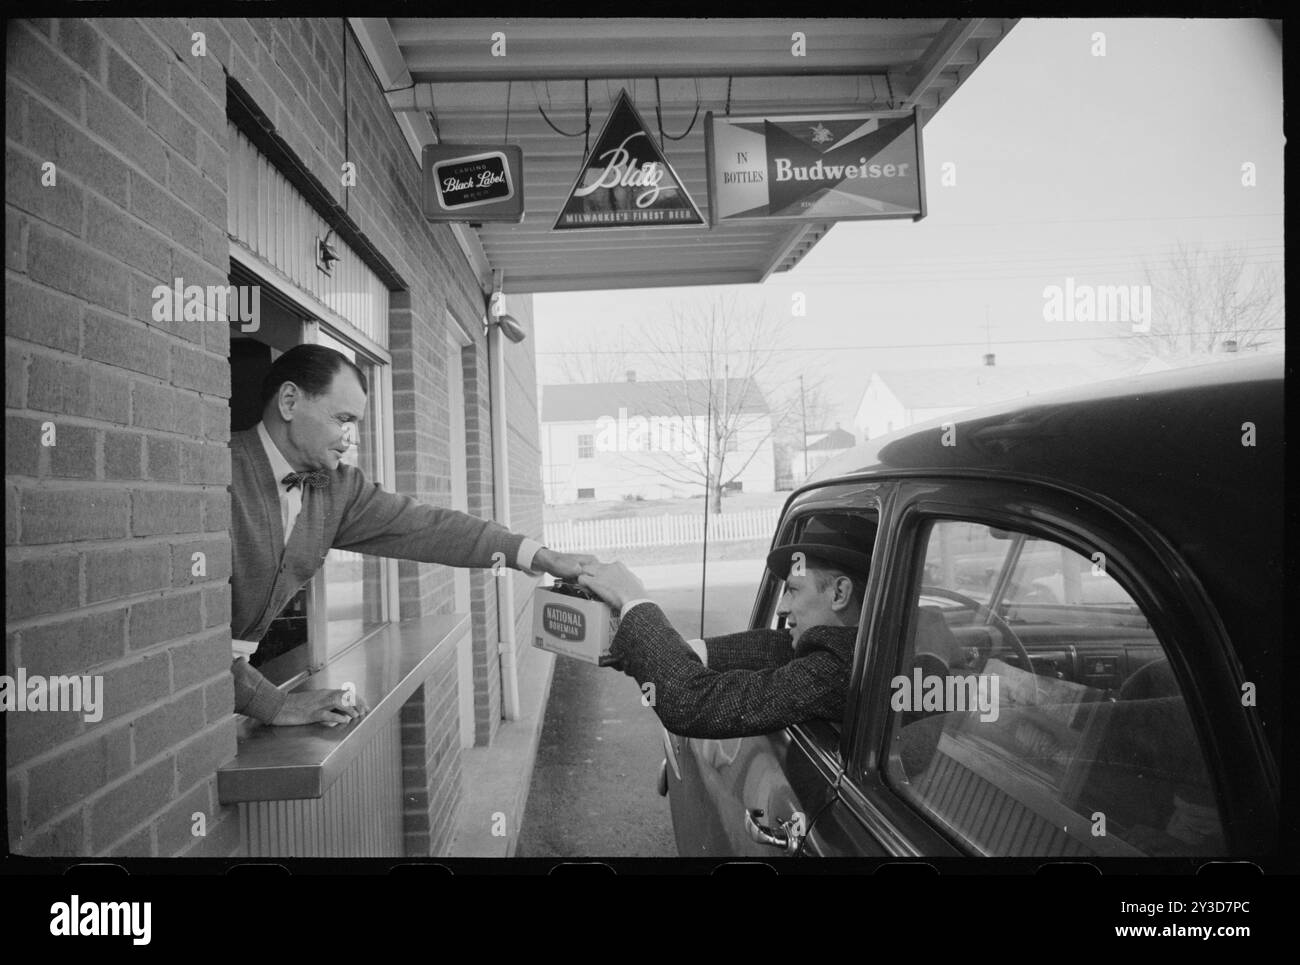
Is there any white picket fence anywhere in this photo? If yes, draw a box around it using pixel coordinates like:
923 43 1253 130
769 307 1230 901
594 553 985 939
544 508 780 551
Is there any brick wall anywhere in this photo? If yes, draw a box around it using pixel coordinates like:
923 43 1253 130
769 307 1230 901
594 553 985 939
7 17 546 859
6 17 238 856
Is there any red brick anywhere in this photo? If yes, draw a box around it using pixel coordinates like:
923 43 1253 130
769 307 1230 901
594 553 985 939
84 541 170 603
171 342 229 396
169 628 230 689
130 170 201 251
174 718 235 793
106 45 145 116
85 194 173 278
18 607 128 677
26 725 133 828
132 687 204 763
131 272 200 344
203 674 234 724
86 307 175 381
5 415 44 476
19 808 86 857
144 85 197 163
26 354 131 424
131 489 202 536
103 429 146 480
23 96 131 208
99 652 171 723
54 19 104 77
178 805 242 857
168 61 225 139
5 276 83 353
5 147 85 236
99 17 171 90
147 437 181 483
178 440 229 485
153 780 210 857
5 551 81 621
170 535 231 586
128 590 202 650
19 486 130 544
7 23 83 119
5 485 18 545
201 490 230 532
196 128 228 193
5 207 25 272
88 755 175 853
85 84 167 184
27 223 131 315
201 583 231 629
201 398 232 443
167 149 225 226
46 422 97 479
106 826 154 857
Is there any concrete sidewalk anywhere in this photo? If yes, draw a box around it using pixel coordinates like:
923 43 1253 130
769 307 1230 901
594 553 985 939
444 557 764 858
447 642 556 858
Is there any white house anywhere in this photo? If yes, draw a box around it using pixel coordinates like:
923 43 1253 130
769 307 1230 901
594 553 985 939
541 376 775 503
854 360 1099 441
793 426 857 483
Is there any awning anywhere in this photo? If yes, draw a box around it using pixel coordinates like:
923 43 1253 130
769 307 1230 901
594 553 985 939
352 18 1017 294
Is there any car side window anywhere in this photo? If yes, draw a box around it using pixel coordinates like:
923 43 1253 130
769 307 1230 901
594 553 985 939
885 518 1224 857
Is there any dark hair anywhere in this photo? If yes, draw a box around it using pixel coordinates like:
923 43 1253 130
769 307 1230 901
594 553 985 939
806 556 868 607
260 344 368 411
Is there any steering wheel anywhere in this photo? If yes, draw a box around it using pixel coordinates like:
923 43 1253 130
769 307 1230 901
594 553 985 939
918 586 1039 703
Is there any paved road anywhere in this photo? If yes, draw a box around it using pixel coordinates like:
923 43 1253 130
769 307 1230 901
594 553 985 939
516 574 761 858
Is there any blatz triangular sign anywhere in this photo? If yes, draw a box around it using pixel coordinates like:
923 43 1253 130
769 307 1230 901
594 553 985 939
553 89 704 230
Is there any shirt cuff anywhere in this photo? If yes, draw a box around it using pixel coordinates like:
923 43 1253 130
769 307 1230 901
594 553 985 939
516 538 544 573
620 598 655 618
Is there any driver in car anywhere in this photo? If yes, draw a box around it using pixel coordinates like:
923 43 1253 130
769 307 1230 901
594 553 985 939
577 515 875 739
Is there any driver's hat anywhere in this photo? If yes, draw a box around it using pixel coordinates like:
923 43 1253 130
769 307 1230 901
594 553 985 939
767 514 876 583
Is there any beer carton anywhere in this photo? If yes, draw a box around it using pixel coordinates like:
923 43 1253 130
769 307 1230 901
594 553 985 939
532 581 619 664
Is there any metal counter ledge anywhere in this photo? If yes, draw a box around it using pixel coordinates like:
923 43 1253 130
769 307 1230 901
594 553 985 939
217 613 469 803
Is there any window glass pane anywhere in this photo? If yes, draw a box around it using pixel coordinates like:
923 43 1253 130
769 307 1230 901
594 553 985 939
887 519 1223 857
316 329 388 657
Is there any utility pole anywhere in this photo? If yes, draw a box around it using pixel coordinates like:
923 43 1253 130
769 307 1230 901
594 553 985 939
799 374 808 482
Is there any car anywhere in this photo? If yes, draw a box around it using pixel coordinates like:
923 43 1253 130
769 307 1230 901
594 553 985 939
659 354 1282 859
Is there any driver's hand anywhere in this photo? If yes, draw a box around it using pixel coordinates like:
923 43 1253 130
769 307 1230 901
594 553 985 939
271 689 369 727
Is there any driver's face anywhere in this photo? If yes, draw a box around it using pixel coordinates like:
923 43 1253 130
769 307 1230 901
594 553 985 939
281 368 366 472
776 571 841 647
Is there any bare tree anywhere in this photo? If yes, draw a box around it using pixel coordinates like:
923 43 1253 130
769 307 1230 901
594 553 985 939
1109 243 1283 363
548 329 638 384
608 295 828 511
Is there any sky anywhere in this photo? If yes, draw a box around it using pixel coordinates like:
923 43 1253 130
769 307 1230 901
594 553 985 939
532 18 1284 431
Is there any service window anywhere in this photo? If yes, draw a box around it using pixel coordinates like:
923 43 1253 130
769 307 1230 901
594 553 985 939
885 518 1224 857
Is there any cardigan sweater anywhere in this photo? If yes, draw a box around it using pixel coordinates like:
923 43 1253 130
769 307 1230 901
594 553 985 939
609 603 858 739
228 426 526 722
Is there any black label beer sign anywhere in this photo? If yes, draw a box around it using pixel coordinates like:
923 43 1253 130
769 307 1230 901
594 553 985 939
706 108 925 224
422 143 524 222
554 89 704 230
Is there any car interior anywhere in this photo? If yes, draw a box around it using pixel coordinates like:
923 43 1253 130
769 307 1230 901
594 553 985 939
889 521 1224 857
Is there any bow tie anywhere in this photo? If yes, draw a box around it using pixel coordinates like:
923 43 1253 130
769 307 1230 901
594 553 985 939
282 470 329 491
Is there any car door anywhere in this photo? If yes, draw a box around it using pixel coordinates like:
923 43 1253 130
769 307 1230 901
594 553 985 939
828 477 1274 857
665 484 888 857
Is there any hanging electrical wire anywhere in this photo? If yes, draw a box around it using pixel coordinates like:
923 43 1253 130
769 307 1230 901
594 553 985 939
655 76 700 147
537 78 591 157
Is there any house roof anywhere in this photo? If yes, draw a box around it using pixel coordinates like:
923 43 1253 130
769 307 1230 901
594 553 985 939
805 427 857 451
542 378 769 422
867 363 1097 411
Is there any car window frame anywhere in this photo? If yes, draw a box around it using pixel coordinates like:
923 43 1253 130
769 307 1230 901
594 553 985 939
749 482 891 773
839 473 1274 857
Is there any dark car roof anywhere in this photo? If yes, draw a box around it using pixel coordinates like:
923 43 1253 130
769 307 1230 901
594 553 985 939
808 353 1284 721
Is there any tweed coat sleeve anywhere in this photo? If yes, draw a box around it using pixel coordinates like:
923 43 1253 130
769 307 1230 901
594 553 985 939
611 603 856 739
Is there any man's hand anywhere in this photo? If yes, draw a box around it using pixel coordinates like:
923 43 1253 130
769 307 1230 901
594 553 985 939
270 688 370 727
532 547 600 581
577 561 647 613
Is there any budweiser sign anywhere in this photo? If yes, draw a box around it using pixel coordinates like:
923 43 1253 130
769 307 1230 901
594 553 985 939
554 89 703 230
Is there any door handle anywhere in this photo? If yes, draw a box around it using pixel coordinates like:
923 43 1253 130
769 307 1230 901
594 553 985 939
744 808 807 855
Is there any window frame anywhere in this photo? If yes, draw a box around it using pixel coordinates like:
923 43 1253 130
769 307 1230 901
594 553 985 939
838 474 1266 856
